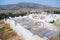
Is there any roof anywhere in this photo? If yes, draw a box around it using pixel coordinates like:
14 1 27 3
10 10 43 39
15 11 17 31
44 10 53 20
29 28 58 38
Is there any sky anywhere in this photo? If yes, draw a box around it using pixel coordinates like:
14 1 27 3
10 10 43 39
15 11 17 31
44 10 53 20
0 0 60 7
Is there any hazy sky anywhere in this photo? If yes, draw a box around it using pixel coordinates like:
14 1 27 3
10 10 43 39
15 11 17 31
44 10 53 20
0 0 60 7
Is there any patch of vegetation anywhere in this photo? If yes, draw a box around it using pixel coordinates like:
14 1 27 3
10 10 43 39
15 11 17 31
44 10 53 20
3 24 10 30
0 27 4 32
49 20 55 24
0 24 12 32
54 11 60 14
0 12 27 20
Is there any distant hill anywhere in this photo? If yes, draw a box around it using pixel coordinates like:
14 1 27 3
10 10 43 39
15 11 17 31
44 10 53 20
0 2 60 13
0 3 40 10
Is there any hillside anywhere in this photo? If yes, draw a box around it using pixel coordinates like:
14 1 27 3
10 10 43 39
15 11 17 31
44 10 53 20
0 2 60 13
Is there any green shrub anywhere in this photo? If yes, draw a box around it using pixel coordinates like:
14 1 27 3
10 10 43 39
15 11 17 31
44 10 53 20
49 20 55 23
54 11 60 14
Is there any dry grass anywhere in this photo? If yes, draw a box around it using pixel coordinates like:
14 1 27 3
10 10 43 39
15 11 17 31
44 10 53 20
1 30 22 40
53 21 60 31
53 21 60 26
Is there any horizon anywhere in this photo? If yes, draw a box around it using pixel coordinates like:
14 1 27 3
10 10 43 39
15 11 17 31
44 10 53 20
0 0 60 8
